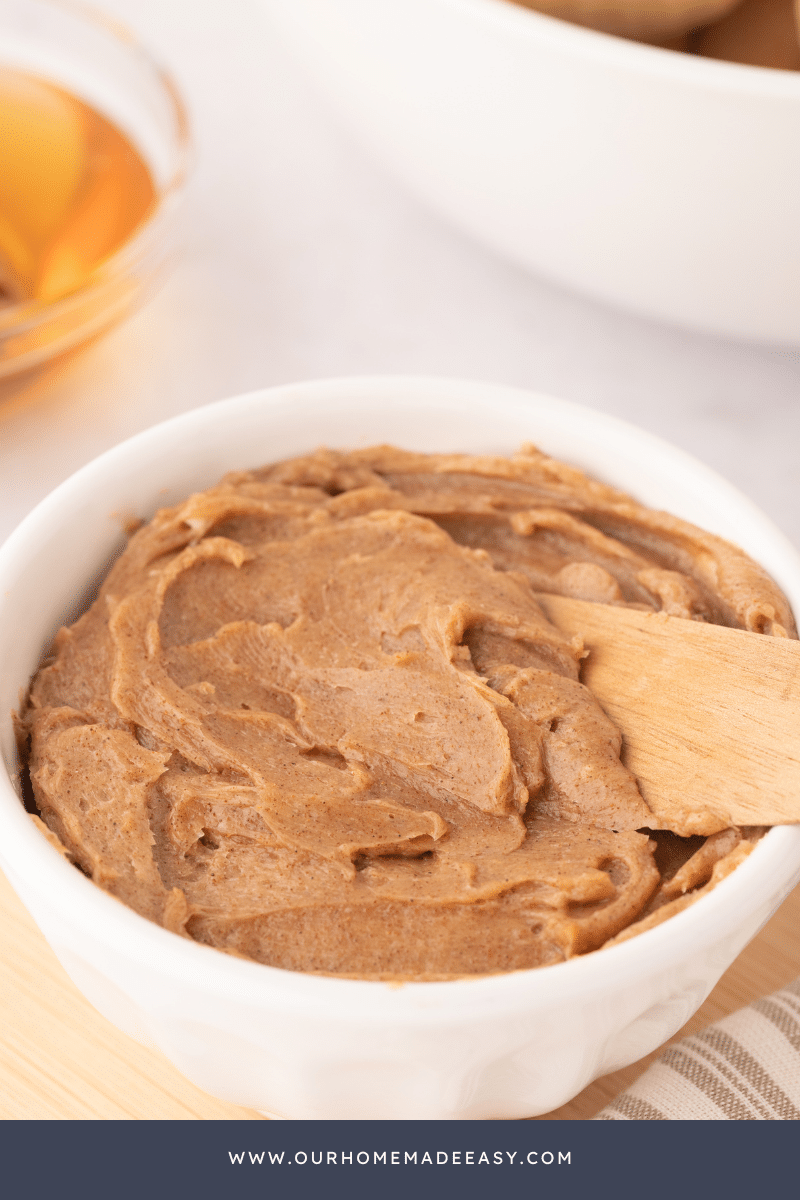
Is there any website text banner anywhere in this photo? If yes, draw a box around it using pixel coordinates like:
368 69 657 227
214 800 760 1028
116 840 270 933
1 1119 793 1199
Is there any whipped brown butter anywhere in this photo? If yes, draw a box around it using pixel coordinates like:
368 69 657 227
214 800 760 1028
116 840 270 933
21 445 796 979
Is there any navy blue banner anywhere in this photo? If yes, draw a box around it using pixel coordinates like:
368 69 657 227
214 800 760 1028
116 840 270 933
1 1119 794 1199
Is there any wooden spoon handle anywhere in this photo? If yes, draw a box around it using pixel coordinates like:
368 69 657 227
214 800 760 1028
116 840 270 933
535 593 800 833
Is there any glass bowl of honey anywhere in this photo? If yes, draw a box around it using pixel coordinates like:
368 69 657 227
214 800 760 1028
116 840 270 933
0 0 190 377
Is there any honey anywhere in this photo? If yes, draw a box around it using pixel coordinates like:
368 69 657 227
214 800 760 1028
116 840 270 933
0 67 156 307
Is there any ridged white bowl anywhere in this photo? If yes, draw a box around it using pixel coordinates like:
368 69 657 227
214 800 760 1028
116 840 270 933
1 376 799 1119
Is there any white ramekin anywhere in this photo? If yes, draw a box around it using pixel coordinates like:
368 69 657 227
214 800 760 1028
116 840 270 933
2 376 799 1120
262 0 800 343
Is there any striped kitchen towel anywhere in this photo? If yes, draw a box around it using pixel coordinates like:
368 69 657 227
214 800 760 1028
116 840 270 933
596 977 800 1119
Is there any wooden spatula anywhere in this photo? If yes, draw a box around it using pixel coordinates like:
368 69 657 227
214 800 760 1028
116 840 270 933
535 593 800 835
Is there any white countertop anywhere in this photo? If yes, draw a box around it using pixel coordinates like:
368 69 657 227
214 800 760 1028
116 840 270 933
2 0 799 549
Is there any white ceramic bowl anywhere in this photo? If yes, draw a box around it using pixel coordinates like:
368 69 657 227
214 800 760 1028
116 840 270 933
2 376 800 1120
262 0 800 343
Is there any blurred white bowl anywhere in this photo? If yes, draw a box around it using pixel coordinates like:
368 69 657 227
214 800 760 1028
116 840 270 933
1 376 800 1120
263 0 800 343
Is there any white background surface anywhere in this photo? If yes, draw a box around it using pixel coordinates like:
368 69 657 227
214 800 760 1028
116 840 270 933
1 0 799 549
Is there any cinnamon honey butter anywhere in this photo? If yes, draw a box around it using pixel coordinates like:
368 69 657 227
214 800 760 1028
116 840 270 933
20 445 796 979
